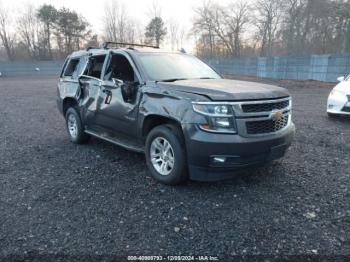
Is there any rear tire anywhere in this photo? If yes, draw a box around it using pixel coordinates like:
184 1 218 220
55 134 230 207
65 107 90 144
145 124 188 185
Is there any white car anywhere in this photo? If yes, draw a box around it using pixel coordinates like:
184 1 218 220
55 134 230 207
327 75 350 117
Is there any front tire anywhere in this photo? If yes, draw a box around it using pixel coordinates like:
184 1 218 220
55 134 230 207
145 124 188 185
65 107 90 144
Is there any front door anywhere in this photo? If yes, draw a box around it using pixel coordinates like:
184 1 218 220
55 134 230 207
94 52 141 138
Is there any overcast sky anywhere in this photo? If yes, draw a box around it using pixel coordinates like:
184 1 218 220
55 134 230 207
1 0 234 52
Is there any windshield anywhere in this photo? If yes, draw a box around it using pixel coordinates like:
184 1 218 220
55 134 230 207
138 53 221 81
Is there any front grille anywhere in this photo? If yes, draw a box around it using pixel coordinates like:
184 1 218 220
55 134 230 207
246 114 289 135
241 100 289 113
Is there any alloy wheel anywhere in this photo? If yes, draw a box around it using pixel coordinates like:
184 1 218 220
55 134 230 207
150 137 175 176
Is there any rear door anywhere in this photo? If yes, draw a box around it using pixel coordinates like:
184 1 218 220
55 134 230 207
78 54 108 128
59 56 84 100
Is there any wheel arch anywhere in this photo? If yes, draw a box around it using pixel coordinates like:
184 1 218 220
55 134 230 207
141 114 183 139
62 97 79 116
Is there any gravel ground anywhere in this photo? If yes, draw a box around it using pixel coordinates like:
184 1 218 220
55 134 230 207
0 76 349 260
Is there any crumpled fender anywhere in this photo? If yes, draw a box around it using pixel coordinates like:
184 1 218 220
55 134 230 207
137 85 209 136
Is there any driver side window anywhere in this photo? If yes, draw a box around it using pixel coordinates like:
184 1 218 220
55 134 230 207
83 55 106 79
104 54 137 82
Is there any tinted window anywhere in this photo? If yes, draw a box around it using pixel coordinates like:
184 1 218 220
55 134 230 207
138 53 221 81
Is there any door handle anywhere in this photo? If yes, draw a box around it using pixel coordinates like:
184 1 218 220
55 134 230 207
102 89 112 104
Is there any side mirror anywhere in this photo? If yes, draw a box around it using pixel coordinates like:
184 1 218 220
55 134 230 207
337 76 345 82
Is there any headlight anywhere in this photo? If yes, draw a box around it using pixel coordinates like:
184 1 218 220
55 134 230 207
192 103 236 133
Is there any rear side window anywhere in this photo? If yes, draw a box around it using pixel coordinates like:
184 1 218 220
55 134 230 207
63 58 81 78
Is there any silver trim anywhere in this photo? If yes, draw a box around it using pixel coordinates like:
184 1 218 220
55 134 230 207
198 125 237 134
192 97 291 105
61 79 79 83
79 75 102 82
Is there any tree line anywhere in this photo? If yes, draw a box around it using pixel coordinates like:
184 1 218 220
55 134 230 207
193 0 350 58
0 1 169 61
0 3 94 60
0 0 349 61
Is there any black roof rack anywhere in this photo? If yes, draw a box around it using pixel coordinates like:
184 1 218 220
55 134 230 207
86 46 99 51
101 42 159 49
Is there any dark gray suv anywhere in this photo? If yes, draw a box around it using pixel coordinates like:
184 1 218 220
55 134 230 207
57 42 295 185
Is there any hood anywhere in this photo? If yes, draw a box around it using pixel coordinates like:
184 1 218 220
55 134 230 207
158 79 289 101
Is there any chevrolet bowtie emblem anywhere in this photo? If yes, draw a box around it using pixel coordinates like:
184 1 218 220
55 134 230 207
271 111 284 121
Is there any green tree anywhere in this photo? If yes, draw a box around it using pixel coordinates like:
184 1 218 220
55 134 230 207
37 4 57 59
145 17 167 47
54 7 89 56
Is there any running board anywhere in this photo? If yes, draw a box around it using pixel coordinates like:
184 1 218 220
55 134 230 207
85 129 144 153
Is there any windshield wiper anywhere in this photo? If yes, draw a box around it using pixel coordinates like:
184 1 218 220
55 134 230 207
199 77 216 79
158 78 188 82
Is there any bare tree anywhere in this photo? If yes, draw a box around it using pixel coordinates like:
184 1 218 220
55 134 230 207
125 19 136 44
255 0 282 56
210 4 235 55
223 1 250 57
193 1 250 57
17 4 41 59
192 1 216 57
179 26 186 48
37 4 57 59
334 0 350 53
124 19 144 44
0 1 15 60
103 0 138 43
279 0 347 55
148 0 162 19
169 19 179 50
280 0 306 55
